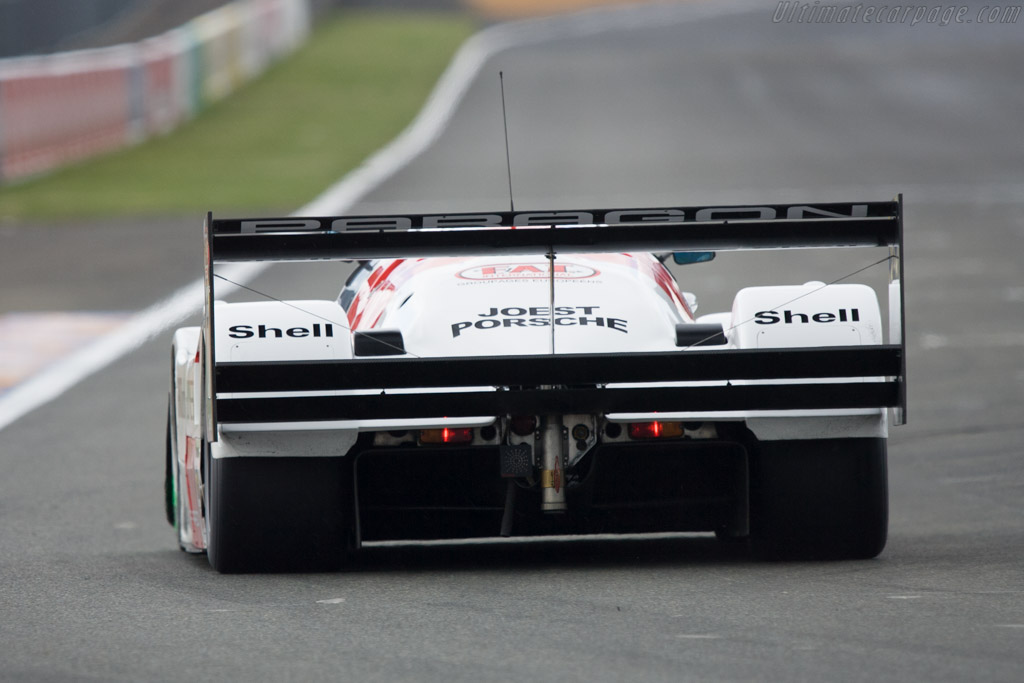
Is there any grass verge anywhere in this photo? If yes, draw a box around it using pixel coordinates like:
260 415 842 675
0 10 476 222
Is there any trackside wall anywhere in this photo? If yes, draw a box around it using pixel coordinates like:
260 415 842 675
0 0 311 183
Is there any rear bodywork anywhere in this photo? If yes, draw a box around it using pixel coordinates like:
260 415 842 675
167 199 906 569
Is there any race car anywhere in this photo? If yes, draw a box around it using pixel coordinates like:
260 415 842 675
165 199 906 572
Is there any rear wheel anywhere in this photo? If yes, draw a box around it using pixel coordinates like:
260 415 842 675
750 438 887 560
164 395 176 527
205 447 354 573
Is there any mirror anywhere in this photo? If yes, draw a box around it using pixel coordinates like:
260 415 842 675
672 251 716 265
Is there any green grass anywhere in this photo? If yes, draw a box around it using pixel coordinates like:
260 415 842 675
0 10 476 221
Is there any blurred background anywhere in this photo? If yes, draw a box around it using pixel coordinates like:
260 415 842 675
0 0 642 216
0 0 403 191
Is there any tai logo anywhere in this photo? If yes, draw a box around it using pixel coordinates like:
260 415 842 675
457 263 598 281
754 309 860 325
228 323 335 339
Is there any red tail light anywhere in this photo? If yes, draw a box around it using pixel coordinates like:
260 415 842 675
628 421 684 440
420 427 473 444
510 415 537 436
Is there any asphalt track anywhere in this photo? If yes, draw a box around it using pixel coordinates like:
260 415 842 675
2 1 1024 681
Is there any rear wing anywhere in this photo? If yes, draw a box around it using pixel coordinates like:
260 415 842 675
202 198 906 440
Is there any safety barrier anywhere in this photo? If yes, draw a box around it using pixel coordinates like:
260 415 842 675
0 0 311 183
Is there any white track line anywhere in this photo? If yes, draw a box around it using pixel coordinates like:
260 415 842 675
0 1 760 432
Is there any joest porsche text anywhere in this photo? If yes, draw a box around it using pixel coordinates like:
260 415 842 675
452 305 628 337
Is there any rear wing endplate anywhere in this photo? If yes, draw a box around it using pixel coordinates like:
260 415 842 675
202 198 906 439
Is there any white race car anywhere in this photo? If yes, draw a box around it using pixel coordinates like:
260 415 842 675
165 199 906 572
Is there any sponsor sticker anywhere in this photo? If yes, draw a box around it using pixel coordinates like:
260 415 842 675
451 305 628 337
456 263 599 281
227 323 335 339
754 308 860 325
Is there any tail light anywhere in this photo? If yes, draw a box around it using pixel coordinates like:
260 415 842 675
628 421 684 440
420 427 473 444
510 415 537 436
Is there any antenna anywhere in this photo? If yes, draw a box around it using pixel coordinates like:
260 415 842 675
499 71 515 213
500 72 555 351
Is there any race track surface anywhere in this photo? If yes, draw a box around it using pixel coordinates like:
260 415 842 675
2 2 1023 681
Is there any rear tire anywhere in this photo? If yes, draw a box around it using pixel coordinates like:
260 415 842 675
164 395 176 527
205 447 354 573
750 438 887 560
